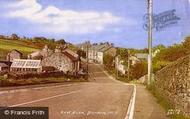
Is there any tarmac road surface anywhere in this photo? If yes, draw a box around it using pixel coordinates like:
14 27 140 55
0 64 134 119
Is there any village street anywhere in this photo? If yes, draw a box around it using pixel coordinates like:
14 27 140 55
0 63 135 119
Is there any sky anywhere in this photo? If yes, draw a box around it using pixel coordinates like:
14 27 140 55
0 0 189 48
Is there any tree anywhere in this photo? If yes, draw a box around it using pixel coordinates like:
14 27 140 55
116 48 128 59
50 38 55 42
100 42 104 45
155 44 188 62
182 36 190 51
33 37 47 41
131 61 148 79
47 43 56 50
56 39 66 45
77 50 86 58
153 44 166 51
103 53 115 68
92 43 98 45
11 34 19 40
153 43 188 72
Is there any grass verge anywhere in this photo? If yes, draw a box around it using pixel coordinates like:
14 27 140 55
0 77 87 87
103 66 130 83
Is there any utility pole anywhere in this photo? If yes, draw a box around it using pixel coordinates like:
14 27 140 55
116 56 119 79
128 50 130 80
147 0 153 85
86 41 89 80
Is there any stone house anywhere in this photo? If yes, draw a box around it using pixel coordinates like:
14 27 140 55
10 59 42 73
6 49 22 62
28 45 53 59
0 63 9 72
88 44 116 64
115 55 140 75
64 48 79 58
42 49 80 74
77 42 90 51
88 45 105 62
0 61 12 72
88 47 94 62
97 45 117 64
129 56 140 65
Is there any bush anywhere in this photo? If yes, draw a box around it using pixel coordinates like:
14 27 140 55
131 61 148 79
103 53 115 68
153 60 170 73
7 71 65 80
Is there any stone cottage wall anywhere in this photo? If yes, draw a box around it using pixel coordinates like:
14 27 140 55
155 55 190 116
42 52 73 73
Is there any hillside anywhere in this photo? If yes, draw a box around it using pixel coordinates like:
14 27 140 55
0 38 79 60
0 39 41 59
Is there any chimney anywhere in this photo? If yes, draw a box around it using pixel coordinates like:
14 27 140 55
28 55 32 59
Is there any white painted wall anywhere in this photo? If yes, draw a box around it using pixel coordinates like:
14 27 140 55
97 52 104 64
115 57 126 75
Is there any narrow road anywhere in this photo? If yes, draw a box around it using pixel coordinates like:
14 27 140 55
0 64 134 119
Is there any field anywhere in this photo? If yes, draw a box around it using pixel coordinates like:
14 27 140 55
0 39 39 52
0 39 40 59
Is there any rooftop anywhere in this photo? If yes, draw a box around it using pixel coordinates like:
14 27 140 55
99 45 112 52
89 44 111 51
63 51 78 62
10 49 23 55
63 49 78 58
0 62 8 67
11 59 41 68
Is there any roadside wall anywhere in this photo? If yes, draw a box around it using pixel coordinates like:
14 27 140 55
155 55 190 116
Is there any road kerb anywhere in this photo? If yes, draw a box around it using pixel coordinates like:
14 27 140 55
125 84 136 119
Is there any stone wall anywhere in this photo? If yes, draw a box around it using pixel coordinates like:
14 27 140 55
155 55 190 116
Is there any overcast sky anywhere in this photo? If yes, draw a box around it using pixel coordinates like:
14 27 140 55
0 0 189 48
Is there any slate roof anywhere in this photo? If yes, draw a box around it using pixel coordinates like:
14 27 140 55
62 51 78 62
10 49 23 55
98 45 112 52
0 63 8 67
0 60 12 66
64 49 79 58
89 44 108 51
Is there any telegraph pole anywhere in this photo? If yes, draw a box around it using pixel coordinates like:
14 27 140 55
127 50 130 80
116 57 119 79
86 41 89 80
147 0 153 85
